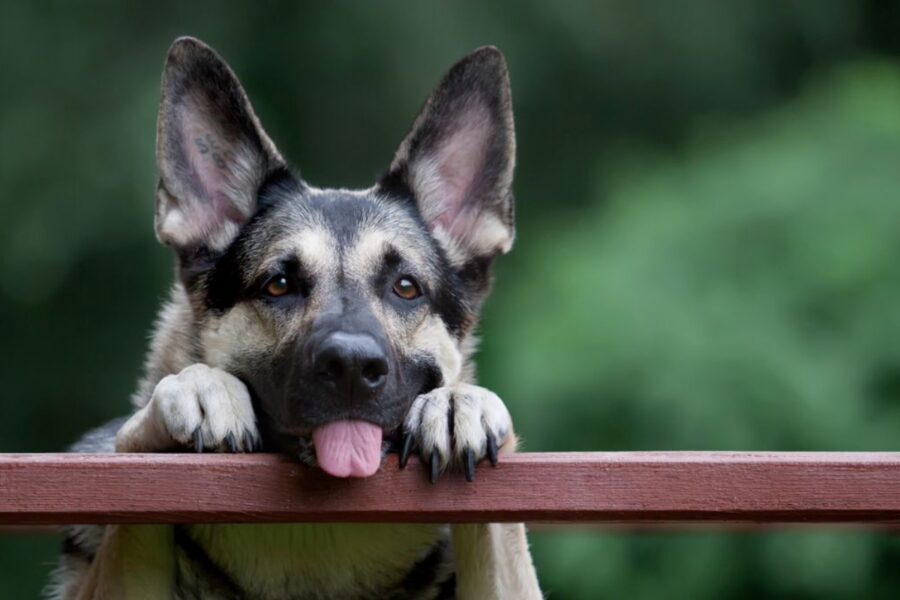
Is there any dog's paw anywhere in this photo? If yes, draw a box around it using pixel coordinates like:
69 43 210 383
149 364 261 452
400 383 512 483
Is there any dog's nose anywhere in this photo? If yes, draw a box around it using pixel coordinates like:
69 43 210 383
313 332 388 400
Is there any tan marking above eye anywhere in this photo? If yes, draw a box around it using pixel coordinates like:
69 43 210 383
393 276 422 300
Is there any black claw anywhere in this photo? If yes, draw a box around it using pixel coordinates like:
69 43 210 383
225 432 238 453
430 449 440 484
399 432 414 469
486 431 498 467
193 427 204 453
464 448 476 482
255 436 264 452
242 431 254 453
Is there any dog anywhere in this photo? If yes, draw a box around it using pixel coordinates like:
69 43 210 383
48 37 542 600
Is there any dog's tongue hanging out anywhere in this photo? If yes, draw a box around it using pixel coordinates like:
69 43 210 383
312 420 383 477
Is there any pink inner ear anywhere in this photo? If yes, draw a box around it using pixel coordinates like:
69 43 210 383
431 102 491 237
178 108 246 231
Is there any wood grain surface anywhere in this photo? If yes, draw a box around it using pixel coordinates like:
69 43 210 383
0 452 898 525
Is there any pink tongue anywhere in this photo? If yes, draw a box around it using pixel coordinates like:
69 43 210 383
312 420 383 478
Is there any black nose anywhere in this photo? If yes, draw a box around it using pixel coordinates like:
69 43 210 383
313 332 389 400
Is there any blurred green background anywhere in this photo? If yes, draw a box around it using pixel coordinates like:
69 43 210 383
2 1 900 597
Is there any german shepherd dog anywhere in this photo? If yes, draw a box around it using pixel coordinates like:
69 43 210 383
48 38 542 599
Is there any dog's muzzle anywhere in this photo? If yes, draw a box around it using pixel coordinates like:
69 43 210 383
312 332 389 404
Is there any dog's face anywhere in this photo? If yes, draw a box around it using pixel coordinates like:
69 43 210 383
200 186 472 450
153 38 515 455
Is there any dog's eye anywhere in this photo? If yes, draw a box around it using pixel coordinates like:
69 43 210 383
264 275 291 298
393 276 422 300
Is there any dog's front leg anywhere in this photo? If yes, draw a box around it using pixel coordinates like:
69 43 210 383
402 383 514 481
116 363 261 453
402 383 543 599
75 525 175 600
449 427 542 600
453 523 542 600
78 364 260 599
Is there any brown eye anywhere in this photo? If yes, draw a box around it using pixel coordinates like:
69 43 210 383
265 275 290 298
393 276 422 300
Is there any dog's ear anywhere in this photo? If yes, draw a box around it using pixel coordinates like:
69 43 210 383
379 47 515 264
155 37 286 253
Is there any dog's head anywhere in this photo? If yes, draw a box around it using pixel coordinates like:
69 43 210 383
154 38 514 472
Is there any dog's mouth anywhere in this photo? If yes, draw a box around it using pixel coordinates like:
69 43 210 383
309 420 383 477
247 375 437 478
290 422 405 478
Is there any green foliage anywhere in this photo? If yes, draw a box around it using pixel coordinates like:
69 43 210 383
484 64 900 456
482 63 900 600
1 1 899 598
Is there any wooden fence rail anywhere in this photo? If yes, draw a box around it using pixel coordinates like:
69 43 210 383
0 452 898 526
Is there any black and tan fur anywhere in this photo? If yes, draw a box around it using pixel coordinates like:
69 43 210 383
48 38 542 600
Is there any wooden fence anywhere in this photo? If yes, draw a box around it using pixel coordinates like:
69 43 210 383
0 452 898 527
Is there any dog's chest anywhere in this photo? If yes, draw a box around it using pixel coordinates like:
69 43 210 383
182 523 449 599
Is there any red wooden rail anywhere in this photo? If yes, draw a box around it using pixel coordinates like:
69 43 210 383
0 452 898 526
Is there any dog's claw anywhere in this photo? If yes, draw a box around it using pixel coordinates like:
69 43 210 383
486 430 498 467
430 449 440 484
225 432 238 453
399 432 414 469
193 427 204 453
464 448 476 482
242 431 254 453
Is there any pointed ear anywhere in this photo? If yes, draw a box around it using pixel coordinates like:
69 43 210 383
379 47 516 263
155 37 286 253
